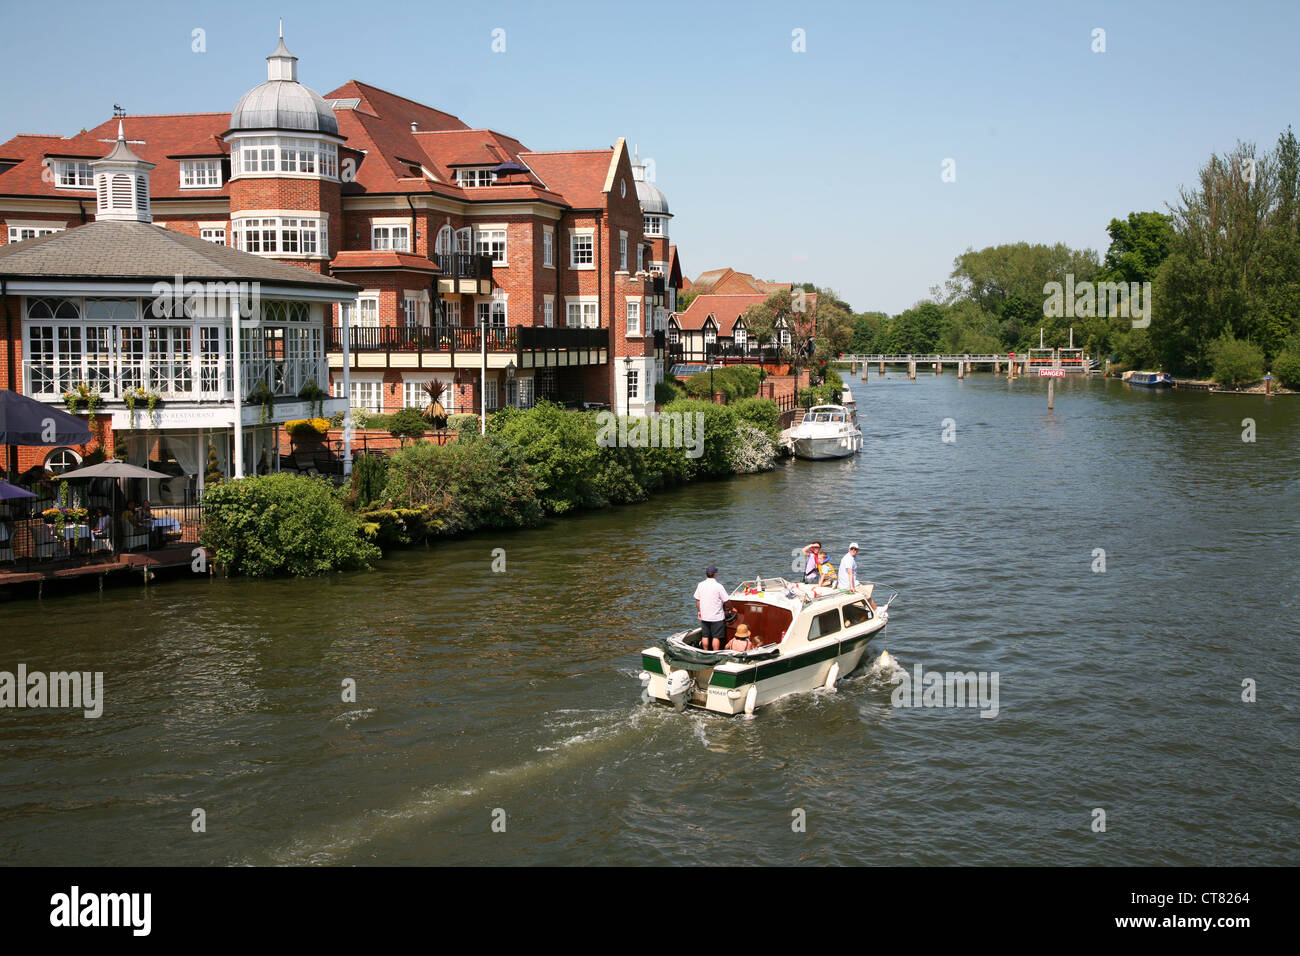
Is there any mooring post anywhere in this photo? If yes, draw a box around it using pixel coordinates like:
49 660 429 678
958 361 965 379
908 360 916 380
879 360 885 375
1048 378 1055 409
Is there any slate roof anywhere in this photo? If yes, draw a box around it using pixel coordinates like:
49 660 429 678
0 220 358 291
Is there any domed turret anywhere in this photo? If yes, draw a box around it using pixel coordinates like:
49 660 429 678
229 28 338 134
632 148 669 216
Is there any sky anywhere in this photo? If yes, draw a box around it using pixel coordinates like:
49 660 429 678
1 0 1298 314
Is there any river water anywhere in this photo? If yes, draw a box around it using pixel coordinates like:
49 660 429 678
2 373 1297 866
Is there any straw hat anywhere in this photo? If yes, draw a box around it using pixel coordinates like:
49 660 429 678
735 624 752 639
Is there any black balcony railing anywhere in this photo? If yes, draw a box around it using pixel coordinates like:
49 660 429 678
327 324 517 354
517 326 608 352
668 343 784 365
434 252 495 281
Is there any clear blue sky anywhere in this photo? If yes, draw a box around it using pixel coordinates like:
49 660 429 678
2 0 1297 314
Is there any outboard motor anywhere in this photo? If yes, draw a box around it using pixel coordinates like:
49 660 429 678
666 669 693 712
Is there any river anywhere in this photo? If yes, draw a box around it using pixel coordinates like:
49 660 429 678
2 372 1297 865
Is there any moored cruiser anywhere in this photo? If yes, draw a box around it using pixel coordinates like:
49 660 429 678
783 404 862 460
640 575 899 715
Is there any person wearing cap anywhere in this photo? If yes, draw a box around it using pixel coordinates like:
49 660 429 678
694 566 730 651
838 542 860 590
726 623 756 653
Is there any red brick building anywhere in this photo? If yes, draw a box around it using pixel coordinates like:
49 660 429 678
0 29 682 426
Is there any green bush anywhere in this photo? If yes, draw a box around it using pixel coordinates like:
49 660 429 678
683 365 763 401
1271 348 1300 389
383 434 544 535
659 398 737 479
728 421 778 474
446 413 479 435
1208 335 1265 388
349 453 389 509
200 474 380 578
799 383 842 406
387 407 428 443
489 401 597 514
356 507 428 547
731 397 781 441
655 378 686 405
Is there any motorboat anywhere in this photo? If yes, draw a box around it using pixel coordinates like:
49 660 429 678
1122 370 1174 388
639 575 899 716
782 403 862 460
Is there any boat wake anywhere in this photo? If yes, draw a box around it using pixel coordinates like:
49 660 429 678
254 703 670 866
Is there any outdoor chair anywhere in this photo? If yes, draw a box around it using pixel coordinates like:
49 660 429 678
120 517 150 552
32 523 67 561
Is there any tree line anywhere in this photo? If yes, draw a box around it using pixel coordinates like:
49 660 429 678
761 127 1300 385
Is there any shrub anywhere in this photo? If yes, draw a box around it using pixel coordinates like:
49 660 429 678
655 378 685 405
286 418 331 440
683 364 763 402
799 383 841 406
659 398 737 479
349 453 389 509
731 397 781 441
387 407 428 443
1271 348 1300 390
356 507 428 547
200 474 379 578
446 413 479 435
1208 335 1265 388
728 422 778 474
489 401 598 514
383 434 544 534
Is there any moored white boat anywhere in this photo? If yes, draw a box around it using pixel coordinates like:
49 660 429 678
782 404 862 460
639 575 899 715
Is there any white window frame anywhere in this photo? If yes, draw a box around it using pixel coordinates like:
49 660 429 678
6 222 64 243
542 227 554 268
53 160 94 189
372 222 411 252
232 213 328 257
230 136 339 181
565 297 599 329
570 230 594 269
619 231 628 271
543 295 555 328
625 297 642 337
198 221 227 245
474 226 508 266
179 160 223 189
456 167 497 187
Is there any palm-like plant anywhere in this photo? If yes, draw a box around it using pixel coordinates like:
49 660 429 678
420 378 449 428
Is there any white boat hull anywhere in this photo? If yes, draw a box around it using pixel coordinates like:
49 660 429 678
641 616 887 715
792 432 861 460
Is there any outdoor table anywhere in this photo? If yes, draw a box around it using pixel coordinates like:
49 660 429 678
62 523 91 554
148 517 181 533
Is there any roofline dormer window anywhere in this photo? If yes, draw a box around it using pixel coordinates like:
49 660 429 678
51 160 95 190
456 168 497 188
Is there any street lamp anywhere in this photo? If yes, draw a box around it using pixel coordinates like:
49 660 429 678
623 356 632 419
505 359 516 408
479 309 488 435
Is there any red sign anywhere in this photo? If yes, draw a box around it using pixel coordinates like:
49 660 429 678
1038 368 1066 377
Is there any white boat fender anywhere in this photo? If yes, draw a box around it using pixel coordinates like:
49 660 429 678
824 661 840 691
666 669 693 712
743 684 758 716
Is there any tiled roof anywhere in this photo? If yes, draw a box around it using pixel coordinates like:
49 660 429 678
0 220 358 291
0 114 231 200
672 294 771 334
689 268 791 296
520 149 616 209
330 250 439 273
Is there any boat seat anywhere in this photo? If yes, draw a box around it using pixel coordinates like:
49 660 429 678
724 600 794 648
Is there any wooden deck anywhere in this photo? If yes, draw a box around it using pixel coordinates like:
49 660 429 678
0 544 209 595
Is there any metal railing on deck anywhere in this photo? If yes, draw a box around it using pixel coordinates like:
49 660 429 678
0 496 205 577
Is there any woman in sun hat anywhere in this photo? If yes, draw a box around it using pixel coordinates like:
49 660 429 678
726 622 756 653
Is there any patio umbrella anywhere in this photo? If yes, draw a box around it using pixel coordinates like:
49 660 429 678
0 479 36 500
56 459 170 481
0 390 93 445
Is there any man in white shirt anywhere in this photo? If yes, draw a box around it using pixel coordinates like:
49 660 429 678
693 565 730 650
838 543 860 591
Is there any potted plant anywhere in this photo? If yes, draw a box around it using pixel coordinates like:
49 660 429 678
247 382 274 425
298 381 329 418
123 387 163 428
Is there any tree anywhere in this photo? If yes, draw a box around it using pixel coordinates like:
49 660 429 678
387 407 428 446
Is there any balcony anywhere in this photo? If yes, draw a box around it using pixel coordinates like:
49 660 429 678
327 324 517 355
668 343 785 366
434 252 495 295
